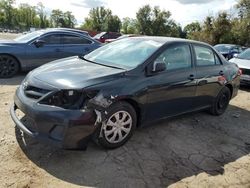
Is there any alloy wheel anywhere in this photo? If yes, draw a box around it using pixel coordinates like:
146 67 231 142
0 55 19 78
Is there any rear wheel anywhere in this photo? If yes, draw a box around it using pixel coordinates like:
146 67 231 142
97 102 137 149
210 87 231 116
0 55 19 78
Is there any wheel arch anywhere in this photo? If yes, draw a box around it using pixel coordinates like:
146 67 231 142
118 98 142 127
0 53 22 71
225 83 233 98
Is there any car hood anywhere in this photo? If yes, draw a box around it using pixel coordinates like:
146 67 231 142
29 56 126 89
229 58 250 69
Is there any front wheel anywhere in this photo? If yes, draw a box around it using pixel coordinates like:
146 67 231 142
97 102 137 149
0 55 19 78
210 87 231 116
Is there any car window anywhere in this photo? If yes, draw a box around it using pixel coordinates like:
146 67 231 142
40 34 62 45
84 38 163 69
194 45 217 66
62 34 92 45
102 33 109 39
214 54 222 65
155 44 192 71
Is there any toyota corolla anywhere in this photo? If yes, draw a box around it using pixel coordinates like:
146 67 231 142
10 37 241 149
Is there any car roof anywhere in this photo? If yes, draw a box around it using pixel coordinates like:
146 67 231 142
130 36 211 46
39 28 89 36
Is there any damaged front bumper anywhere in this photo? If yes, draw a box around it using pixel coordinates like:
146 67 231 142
10 87 99 149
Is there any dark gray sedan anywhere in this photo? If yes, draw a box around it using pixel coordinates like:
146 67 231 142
0 28 101 78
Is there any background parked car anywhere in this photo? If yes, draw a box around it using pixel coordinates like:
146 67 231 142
214 44 243 60
93 32 121 43
229 48 250 85
0 28 101 78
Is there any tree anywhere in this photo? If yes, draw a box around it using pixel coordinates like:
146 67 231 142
0 0 15 28
136 5 180 36
136 5 152 35
106 15 121 32
36 2 48 28
81 6 120 32
183 22 201 39
121 17 137 34
234 0 250 45
63 11 76 28
82 6 110 31
237 0 250 18
50 9 64 27
212 12 233 44
16 3 36 30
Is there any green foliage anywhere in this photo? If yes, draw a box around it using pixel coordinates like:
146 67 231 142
0 0 15 28
0 0 76 31
0 0 249 46
121 17 137 34
136 5 180 37
184 0 250 46
81 6 121 32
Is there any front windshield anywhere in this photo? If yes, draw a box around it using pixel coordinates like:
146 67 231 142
237 48 250 60
214 45 232 52
84 38 163 69
14 30 43 42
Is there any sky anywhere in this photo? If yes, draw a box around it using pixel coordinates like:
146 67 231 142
15 0 238 27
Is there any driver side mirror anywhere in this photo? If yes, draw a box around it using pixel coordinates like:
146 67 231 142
34 39 45 48
152 61 166 73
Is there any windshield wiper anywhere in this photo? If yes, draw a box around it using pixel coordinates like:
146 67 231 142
78 56 126 70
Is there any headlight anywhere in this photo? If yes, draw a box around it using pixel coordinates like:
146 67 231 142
39 90 85 109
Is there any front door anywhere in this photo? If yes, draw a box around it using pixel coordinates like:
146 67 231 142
145 43 197 121
26 34 64 68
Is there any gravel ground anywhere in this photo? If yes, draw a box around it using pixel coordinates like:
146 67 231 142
0 74 250 188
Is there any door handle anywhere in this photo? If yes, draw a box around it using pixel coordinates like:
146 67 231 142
188 74 195 80
219 70 224 75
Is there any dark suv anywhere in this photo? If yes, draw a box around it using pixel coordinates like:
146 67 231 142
93 32 121 43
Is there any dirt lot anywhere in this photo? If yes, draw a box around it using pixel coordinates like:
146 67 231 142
0 33 250 187
0 74 249 188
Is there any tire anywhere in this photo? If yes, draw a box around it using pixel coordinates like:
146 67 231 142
210 87 231 116
0 55 19 78
97 101 137 149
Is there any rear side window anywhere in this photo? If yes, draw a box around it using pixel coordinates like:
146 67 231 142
194 45 219 66
156 44 192 71
41 34 62 45
62 34 92 44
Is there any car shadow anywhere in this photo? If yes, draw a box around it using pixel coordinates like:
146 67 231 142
0 72 26 85
15 105 250 187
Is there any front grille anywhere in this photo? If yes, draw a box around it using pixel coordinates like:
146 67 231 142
241 68 250 76
24 85 51 99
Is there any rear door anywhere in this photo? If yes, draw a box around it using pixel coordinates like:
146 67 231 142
192 44 225 108
145 42 197 121
61 34 96 57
